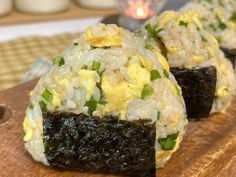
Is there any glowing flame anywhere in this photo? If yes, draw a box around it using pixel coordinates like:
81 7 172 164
125 0 154 19
136 7 146 17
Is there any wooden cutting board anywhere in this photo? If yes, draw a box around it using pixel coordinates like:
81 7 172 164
0 80 236 177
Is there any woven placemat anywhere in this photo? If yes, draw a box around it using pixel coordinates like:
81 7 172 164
0 33 80 91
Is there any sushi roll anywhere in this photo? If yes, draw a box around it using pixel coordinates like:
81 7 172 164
181 0 236 66
139 11 236 119
23 24 187 177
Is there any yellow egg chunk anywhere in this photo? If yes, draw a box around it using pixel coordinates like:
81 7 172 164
85 25 122 48
153 50 170 71
78 69 97 100
52 91 61 107
23 117 34 142
101 63 151 119
157 11 176 29
192 55 204 63
216 87 229 98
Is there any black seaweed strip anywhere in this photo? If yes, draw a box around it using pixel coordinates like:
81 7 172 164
171 66 217 119
43 112 156 177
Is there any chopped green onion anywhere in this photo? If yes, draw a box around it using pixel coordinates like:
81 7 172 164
158 132 179 150
175 85 181 96
29 103 33 110
209 24 217 31
218 22 227 30
156 111 161 120
179 20 188 27
74 43 79 45
218 0 224 7
141 85 154 99
224 88 229 93
201 17 207 21
201 35 207 42
92 61 101 72
230 12 236 22
53 56 65 67
163 69 169 78
145 24 163 40
99 98 108 105
145 24 156 38
42 88 53 102
145 43 154 50
216 16 227 30
156 28 164 34
87 96 98 112
151 70 161 81
39 100 46 112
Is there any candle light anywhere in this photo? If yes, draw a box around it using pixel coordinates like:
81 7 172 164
116 0 167 31
125 0 154 19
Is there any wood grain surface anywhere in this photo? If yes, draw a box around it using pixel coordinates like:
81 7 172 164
0 80 235 177
0 2 117 26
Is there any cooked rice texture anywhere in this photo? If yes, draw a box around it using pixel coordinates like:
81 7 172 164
181 0 236 49
23 24 187 168
139 11 236 114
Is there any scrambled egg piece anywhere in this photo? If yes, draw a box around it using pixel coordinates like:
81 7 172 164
78 69 97 101
177 13 193 26
192 55 204 63
52 91 61 107
23 117 34 142
209 35 219 46
153 50 170 71
131 55 153 71
216 9 222 18
207 47 216 57
216 87 229 98
157 11 176 29
100 62 151 119
85 25 122 48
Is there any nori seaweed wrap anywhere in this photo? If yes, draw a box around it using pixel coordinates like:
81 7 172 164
139 11 236 119
23 24 187 176
171 67 217 119
221 48 236 69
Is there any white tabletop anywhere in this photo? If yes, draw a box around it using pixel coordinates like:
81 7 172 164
0 17 103 42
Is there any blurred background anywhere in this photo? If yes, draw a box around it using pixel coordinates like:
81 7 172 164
0 0 190 91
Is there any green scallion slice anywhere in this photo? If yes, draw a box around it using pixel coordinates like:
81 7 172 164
201 36 207 42
179 20 188 27
99 98 108 105
230 12 236 22
29 103 34 110
42 88 53 102
39 100 46 112
53 56 65 67
141 85 154 99
92 61 101 72
151 70 161 81
163 69 169 78
175 85 181 96
145 24 156 38
158 132 179 150
156 111 161 120
218 22 227 30
145 43 154 50
87 96 98 112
